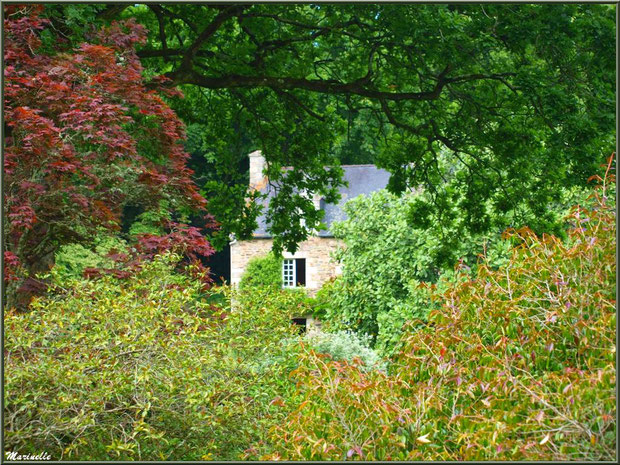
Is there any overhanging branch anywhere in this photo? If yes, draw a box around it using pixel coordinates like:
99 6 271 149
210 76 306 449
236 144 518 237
179 5 248 71
167 67 514 103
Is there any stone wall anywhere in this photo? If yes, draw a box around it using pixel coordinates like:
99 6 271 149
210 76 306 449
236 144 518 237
230 236 343 294
230 237 273 286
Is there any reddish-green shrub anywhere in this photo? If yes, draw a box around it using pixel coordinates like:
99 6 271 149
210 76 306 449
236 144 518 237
4 254 301 461
267 160 616 461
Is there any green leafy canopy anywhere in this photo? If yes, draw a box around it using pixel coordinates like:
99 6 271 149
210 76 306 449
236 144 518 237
42 3 616 253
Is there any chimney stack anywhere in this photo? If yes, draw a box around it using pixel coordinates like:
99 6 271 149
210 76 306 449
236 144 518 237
248 150 267 190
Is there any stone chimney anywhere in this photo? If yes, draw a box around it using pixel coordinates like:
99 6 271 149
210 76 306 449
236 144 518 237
312 193 322 210
248 150 267 190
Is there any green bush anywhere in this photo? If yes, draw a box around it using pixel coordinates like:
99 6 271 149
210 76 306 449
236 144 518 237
4 253 301 461
52 233 129 281
239 252 283 290
325 189 510 355
304 330 386 372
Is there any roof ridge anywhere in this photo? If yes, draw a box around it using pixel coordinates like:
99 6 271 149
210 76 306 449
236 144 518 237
340 164 379 167
282 163 381 169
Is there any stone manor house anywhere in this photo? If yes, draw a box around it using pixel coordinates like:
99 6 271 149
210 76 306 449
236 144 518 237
230 150 390 330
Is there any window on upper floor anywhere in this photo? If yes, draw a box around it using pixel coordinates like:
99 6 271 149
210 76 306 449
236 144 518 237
282 258 306 288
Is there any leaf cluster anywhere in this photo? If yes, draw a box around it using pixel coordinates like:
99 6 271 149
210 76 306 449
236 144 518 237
239 252 283 290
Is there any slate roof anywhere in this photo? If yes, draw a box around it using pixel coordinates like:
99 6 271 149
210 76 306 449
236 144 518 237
253 164 391 238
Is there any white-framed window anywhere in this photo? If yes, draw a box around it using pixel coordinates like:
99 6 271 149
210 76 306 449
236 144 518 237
282 258 306 288
282 259 296 288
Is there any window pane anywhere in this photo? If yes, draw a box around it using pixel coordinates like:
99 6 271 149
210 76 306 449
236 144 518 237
282 259 295 287
295 258 306 286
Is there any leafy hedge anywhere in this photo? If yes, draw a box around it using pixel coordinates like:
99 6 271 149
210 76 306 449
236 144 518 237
4 254 301 461
266 167 616 461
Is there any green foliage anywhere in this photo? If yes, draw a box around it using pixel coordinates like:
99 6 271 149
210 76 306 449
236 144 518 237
326 190 434 349
4 254 302 461
324 182 591 356
239 252 282 290
127 202 171 237
182 116 261 251
304 330 386 373
59 2 611 253
53 234 129 281
325 189 511 355
41 4 104 48
310 277 339 321
266 170 616 461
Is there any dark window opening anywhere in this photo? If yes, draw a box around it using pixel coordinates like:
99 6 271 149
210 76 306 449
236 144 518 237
292 318 307 334
295 258 306 287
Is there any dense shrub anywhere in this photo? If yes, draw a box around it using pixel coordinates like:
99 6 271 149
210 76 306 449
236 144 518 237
4 254 301 461
304 330 386 372
265 350 410 461
324 189 512 355
266 166 616 461
52 233 129 281
238 252 283 290
323 183 591 357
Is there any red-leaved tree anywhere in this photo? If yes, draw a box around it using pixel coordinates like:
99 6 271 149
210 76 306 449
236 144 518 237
3 5 214 309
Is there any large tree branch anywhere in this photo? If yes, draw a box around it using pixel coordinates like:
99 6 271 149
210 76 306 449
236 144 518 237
96 5 130 20
171 70 440 100
148 5 170 62
238 12 377 40
179 5 248 71
166 65 513 102
378 98 428 134
138 48 216 59
271 88 327 122
158 5 198 33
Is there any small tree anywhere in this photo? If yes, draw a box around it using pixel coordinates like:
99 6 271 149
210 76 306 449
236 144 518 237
3 5 212 308
324 183 585 355
325 189 507 354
